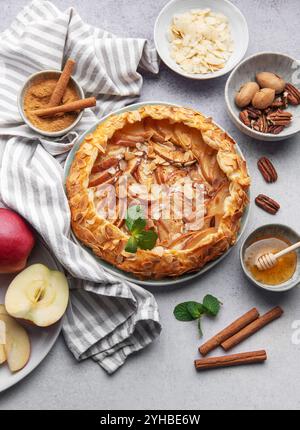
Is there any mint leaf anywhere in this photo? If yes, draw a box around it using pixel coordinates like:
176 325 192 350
126 205 145 232
136 229 158 250
131 218 146 235
198 318 203 337
173 294 222 337
186 302 205 319
125 236 138 253
203 294 221 316
173 302 196 321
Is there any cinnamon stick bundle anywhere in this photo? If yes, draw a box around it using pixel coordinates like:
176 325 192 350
31 97 96 117
221 306 283 351
194 350 267 371
199 307 260 356
49 58 76 107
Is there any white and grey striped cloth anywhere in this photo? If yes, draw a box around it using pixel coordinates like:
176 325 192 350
0 0 161 374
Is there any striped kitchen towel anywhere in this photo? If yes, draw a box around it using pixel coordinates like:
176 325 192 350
0 0 161 374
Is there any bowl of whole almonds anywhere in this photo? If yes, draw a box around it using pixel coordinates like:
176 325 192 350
225 52 300 141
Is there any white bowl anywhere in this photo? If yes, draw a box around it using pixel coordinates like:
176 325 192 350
240 224 300 292
225 52 300 141
154 0 249 80
18 70 85 138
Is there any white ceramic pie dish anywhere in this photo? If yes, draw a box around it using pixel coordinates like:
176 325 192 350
154 0 249 80
64 101 250 287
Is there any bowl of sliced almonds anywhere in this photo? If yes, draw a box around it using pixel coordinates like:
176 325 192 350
154 0 248 80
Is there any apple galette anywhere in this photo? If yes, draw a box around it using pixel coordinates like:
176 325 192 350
66 105 250 279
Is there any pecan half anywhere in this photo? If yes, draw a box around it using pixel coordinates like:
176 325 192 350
247 106 261 119
285 83 300 105
256 113 268 133
239 110 251 127
271 93 288 109
267 125 285 134
255 194 280 214
267 109 292 126
257 157 278 183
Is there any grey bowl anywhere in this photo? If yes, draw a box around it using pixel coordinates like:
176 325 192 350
64 101 250 287
17 70 85 137
225 52 300 141
240 224 300 292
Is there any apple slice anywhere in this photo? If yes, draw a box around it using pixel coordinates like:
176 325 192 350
0 314 30 372
0 316 6 364
0 304 8 315
0 345 6 365
5 264 69 327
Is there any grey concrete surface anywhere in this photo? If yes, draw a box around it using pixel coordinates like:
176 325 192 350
1 0 300 410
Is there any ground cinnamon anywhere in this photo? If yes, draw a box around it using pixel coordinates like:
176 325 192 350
221 306 283 351
48 59 76 107
23 72 80 132
199 307 260 356
194 350 267 371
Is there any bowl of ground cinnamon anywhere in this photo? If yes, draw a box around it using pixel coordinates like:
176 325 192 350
18 59 95 137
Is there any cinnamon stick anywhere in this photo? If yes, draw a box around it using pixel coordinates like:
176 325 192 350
49 58 76 107
31 97 96 117
221 306 283 351
199 307 259 356
194 350 267 371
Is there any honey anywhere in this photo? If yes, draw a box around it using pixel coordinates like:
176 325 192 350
244 235 297 286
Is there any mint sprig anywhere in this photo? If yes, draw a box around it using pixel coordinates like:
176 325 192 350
125 205 158 253
173 294 222 337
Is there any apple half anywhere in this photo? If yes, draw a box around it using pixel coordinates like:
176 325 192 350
0 309 30 372
5 264 69 327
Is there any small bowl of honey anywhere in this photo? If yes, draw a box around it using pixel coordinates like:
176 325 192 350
240 224 300 292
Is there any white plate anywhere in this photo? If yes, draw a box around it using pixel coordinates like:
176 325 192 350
154 0 249 80
0 238 63 393
64 101 250 287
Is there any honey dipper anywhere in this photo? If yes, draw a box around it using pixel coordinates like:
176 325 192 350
256 240 300 271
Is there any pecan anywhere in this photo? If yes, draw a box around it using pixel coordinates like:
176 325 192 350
239 110 251 127
267 109 292 126
257 157 278 183
255 194 280 215
285 83 300 105
256 113 268 133
271 93 288 109
247 106 261 119
268 125 285 134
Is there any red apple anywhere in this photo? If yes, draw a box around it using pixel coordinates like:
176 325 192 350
0 209 35 273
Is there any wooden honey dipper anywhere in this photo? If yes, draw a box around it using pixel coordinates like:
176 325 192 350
256 240 300 271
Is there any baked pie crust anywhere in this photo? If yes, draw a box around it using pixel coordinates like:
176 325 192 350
66 105 250 279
